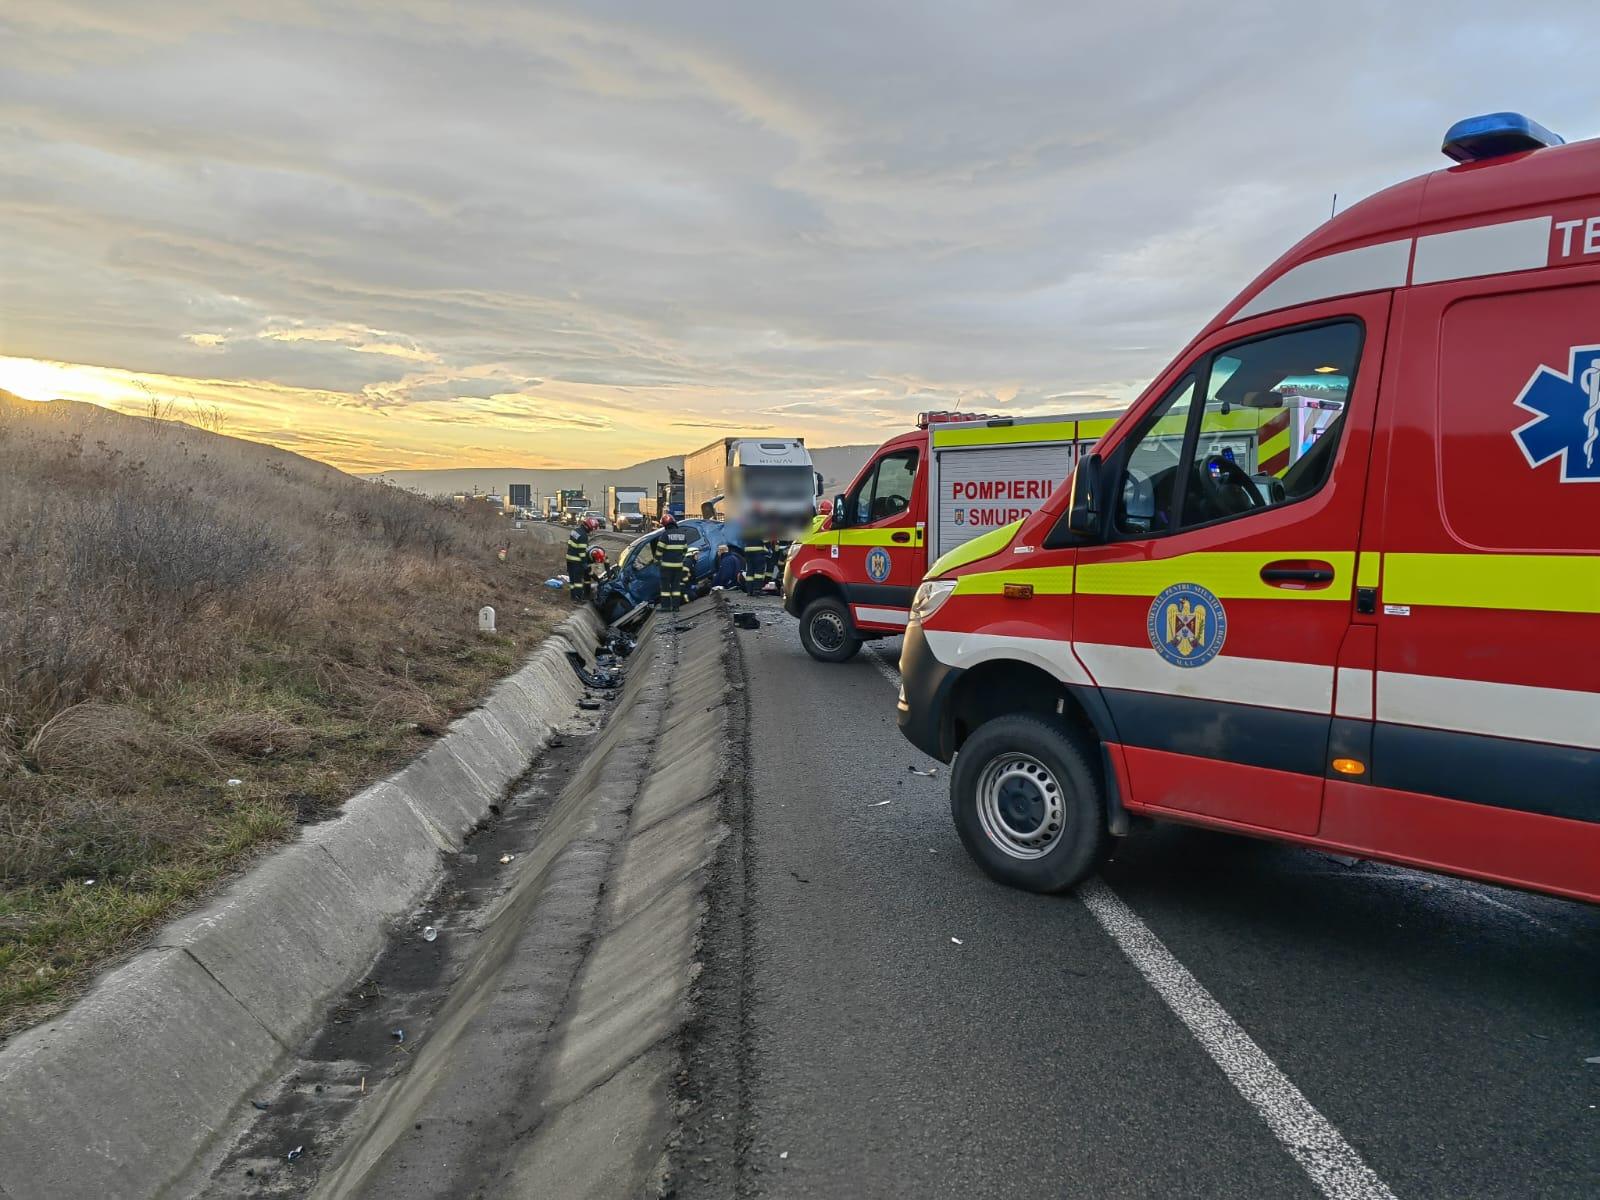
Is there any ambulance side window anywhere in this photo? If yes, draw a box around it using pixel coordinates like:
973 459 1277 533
1177 320 1361 531
1115 377 1196 536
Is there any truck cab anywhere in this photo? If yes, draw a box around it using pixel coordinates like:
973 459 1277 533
897 113 1600 904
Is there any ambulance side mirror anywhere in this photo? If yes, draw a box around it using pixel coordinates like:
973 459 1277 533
831 493 848 527
1066 454 1104 537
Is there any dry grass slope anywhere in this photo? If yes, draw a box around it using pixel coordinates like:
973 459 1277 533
0 391 566 1036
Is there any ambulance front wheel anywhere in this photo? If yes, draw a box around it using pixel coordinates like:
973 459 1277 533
798 596 861 663
951 715 1108 893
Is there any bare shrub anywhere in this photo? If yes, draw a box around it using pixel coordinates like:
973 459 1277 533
206 713 310 758
25 702 216 779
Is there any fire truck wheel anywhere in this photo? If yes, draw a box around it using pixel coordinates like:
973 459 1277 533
951 715 1108 893
798 596 861 662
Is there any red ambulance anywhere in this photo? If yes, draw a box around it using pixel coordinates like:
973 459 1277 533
895 113 1600 903
784 410 1125 661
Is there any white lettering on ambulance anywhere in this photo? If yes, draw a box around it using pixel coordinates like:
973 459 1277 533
1554 216 1600 259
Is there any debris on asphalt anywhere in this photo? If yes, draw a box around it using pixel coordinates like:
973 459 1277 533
1585 1055 1600 1065
251 1100 271 1111
544 578 564 589
779 1151 789 1160
578 700 603 711
867 799 892 807
733 612 761 630
908 766 937 776
391 1029 406 1044
950 937 964 945
421 926 438 943
499 853 515 864
286 1146 304 1162
790 870 811 883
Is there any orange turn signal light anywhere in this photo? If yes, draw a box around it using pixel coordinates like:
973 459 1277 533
1003 583 1034 600
1331 757 1366 776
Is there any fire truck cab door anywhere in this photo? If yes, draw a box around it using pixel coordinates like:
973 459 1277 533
837 447 926 630
1071 297 1389 836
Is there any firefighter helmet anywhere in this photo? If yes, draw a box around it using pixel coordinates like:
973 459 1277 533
589 546 607 563
583 516 600 532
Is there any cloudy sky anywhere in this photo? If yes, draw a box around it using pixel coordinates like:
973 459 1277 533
1 2 1594 472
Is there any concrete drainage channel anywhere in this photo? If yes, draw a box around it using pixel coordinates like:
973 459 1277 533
189 602 737 1197
0 600 743 1200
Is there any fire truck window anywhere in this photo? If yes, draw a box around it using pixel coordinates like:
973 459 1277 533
1114 377 1196 536
1177 320 1361 530
851 450 919 525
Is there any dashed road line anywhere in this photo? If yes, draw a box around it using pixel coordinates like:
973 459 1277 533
867 646 1398 1200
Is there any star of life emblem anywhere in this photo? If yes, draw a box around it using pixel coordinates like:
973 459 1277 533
1512 344 1600 482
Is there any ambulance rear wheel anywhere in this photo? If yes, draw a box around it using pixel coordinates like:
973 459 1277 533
798 596 861 662
951 715 1107 893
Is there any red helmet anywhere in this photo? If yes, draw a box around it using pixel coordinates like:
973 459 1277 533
589 546 607 563
583 516 600 532
659 511 677 526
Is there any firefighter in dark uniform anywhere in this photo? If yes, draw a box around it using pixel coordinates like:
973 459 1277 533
742 529 768 597
566 516 598 603
764 538 782 591
657 512 691 614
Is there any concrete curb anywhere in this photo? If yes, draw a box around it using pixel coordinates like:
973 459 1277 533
0 608 607 1200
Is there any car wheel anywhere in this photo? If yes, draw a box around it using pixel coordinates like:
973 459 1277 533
798 596 861 663
950 714 1108 893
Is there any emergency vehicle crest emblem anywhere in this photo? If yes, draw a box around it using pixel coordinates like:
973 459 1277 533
1512 344 1600 482
1148 583 1226 668
865 547 892 582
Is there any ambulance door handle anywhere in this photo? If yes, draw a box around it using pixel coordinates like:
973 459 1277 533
1259 559 1335 589
891 532 912 544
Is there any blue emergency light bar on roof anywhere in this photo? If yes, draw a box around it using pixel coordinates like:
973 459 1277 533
1441 112 1564 163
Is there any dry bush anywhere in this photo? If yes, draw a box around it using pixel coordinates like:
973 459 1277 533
25 702 216 780
205 712 311 759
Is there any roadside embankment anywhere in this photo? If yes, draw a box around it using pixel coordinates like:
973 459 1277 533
0 606 605 1200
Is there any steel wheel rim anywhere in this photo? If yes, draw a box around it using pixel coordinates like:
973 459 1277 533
975 752 1065 860
811 609 847 652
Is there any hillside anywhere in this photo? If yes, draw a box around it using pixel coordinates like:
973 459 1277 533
0 391 567 1036
370 444 876 502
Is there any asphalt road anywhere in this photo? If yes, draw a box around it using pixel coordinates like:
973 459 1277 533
690 596 1600 1199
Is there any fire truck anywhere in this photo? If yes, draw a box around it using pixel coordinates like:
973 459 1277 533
894 112 1600 904
785 411 1113 661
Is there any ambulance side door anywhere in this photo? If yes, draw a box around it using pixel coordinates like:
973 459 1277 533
837 447 927 629
1071 297 1389 836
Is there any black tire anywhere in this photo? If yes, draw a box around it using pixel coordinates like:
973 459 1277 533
950 714 1108 893
797 596 861 663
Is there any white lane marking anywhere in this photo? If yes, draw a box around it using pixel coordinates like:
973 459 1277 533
867 641 902 689
1079 879 1397 1200
868 654 1397 1199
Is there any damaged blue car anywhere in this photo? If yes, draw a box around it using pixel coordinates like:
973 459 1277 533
592 519 742 624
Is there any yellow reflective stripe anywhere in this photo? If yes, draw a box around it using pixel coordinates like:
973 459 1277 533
933 421 1082 447
953 565 1075 596
1075 418 1117 439
1258 426 1291 474
1076 551 1355 601
1383 553 1600 615
1356 551 1380 589
836 528 924 546
928 520 1023 577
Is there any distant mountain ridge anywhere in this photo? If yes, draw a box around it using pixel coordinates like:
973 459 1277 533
368 444 876 501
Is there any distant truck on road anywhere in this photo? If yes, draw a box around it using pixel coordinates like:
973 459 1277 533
543 496 561 521
684 437 820 531
606 485 648 532
558 489 590 524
